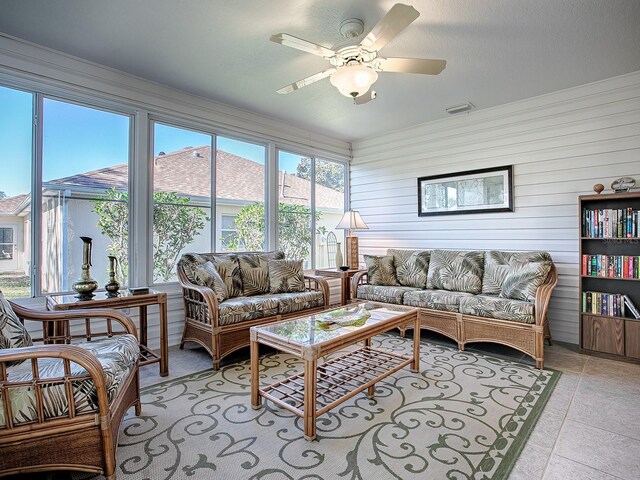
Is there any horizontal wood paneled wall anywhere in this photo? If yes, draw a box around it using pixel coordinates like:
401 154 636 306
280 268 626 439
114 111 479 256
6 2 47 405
351 71 640 344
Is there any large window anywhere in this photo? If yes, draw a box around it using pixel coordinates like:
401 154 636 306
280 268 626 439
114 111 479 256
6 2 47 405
0 83 347 297
41 98 131 293
152 123 212 283
0 86 33 298
215 136 266 252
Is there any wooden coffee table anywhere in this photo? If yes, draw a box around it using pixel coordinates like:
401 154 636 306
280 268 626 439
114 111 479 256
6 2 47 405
250 302 420 440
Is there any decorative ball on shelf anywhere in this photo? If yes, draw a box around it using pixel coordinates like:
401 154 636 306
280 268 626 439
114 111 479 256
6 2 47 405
592 183 605 194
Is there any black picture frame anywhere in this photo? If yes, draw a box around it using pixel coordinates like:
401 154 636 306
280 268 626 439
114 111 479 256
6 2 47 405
417 165 514 216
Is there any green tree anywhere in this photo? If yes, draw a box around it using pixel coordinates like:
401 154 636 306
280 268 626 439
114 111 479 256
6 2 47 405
295 158 344 192
225 202 321 260
93 188 208 283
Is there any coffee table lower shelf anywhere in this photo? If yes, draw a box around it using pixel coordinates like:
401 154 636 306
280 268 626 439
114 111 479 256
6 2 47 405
256 346 414 434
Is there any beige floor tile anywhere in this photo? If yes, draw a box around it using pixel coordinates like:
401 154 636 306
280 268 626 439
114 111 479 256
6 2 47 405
554 420 640 479
543 454 624 480
543 349 588 374
508 442 551 480
566 382 640 441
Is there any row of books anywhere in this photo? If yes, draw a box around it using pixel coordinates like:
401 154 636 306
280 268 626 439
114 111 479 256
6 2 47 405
582 255 640 279
582 291 640 319
582 208 639 238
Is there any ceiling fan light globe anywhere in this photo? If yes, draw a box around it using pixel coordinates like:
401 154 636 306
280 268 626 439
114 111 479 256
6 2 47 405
330 64 378 98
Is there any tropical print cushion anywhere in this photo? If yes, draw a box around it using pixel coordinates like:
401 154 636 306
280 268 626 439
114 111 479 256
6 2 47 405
238 252 285 296
218 295 279 326
193 261 229 303
0 292 33 366
276 291 325 315
364 255 399 286
387 249 430 288
208 255 243 298
403 289 474 312
356 285 420 305
459 295 536 324
426 250 485 294
482 251 553 295
268 259 305 293
179 252 208 283
0 334 139 427
500 261 552 302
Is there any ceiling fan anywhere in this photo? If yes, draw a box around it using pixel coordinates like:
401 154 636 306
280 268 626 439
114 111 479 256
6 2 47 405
271 3 446 104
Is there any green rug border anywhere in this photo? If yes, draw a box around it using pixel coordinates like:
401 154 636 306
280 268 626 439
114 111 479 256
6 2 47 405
138 337 562 479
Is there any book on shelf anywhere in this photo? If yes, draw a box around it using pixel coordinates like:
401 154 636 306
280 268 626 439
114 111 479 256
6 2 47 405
583 207 639 238
581 254 640 278
582 291 627 317
623 295 640 319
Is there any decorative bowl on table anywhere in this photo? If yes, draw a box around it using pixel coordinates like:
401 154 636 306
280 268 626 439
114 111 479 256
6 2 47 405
338 265 350 271
316 306 371 328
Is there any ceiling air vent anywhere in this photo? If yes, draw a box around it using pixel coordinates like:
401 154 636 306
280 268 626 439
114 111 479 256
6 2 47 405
445 102 475 114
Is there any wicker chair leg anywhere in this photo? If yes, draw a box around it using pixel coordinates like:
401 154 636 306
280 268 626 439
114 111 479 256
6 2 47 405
458 342 465 351
536 359 544 369
212 358 221 371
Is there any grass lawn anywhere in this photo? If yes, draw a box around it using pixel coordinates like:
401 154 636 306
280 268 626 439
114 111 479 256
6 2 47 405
0 273 30 299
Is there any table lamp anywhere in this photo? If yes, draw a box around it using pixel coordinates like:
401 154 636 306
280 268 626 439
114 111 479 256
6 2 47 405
336 210 369 270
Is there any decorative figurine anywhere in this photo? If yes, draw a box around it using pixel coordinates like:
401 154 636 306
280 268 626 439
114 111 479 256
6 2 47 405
72 236 98 299
611 177 636 193
105 255 120 297
593 183 605 194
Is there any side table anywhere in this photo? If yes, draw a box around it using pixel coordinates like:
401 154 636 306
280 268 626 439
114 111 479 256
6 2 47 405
46 289 169 376
314 268 365 306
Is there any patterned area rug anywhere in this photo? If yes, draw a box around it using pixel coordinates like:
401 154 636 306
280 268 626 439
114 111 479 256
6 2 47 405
108 335 559 480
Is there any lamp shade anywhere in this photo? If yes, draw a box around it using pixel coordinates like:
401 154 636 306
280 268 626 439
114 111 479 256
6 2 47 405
336 211 369 230
330 64 378 98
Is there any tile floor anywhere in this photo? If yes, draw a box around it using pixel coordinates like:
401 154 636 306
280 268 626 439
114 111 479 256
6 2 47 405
139 331 640 480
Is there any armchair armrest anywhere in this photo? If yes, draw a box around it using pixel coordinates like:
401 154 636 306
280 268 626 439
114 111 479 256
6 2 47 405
534 264 558 326
0 344 110 430
351 271 368 300
304 274 330 307
177 274 220 328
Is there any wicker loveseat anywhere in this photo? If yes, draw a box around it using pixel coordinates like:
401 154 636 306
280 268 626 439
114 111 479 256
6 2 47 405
177 251 330 370
0 291 140 480
351 249 558 368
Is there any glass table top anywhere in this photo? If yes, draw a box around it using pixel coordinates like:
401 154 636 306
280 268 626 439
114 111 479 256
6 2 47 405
254 302 415 347
48 289 159 305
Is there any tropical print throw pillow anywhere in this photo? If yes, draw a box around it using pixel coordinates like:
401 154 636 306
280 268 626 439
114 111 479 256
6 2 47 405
499 261 552 302
0 291 33 366
238 252 285 296
364 254 399 286
426 250 485 294
209 256 243 298
388 249 430 288
193 261 229 303
268 259 305 293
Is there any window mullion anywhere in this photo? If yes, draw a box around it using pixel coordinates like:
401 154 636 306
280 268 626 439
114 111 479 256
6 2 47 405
32 93 44 296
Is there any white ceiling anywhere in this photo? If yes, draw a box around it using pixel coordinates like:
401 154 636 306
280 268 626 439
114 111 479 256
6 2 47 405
1 0 639 142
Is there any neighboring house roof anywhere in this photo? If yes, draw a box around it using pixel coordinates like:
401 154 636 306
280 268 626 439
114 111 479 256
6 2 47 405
0 194 29 215
45 147 344 210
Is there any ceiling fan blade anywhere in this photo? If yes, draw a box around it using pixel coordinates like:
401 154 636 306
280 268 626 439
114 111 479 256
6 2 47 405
276 68 337 94
360 3 420 52
375 57 446 75
354 90 377 105
270 33 336 58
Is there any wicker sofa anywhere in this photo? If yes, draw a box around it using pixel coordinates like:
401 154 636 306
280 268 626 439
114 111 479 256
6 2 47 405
177 251 330 370
351 249 558 368
0 291 140 480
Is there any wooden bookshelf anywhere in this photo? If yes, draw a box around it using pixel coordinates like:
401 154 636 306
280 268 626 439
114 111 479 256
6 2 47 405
579 191 640 361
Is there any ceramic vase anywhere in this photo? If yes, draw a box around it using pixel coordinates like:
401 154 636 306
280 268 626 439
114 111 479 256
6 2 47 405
335 242 344 269
105 255 120 297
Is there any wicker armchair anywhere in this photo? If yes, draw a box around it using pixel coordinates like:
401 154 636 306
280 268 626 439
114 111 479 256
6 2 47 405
177 252 330 370
0 297 141 480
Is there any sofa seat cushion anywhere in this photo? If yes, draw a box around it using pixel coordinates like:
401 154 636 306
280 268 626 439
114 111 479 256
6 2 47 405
459 295 535 324
276 291 325 315
218 295 280 326
403 289 474 312
357 285 421 304
426 250 485 294
1 334 139 427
